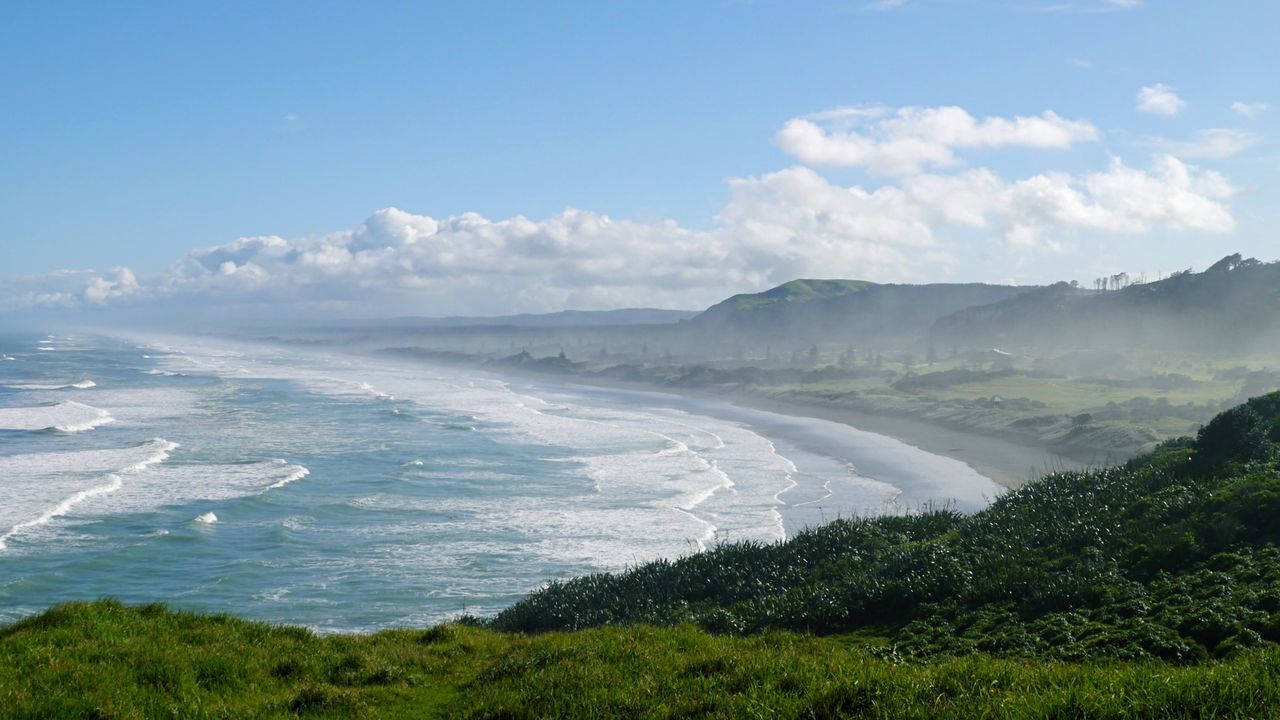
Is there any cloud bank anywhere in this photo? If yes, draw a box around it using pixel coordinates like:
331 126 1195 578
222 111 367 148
3 101 1245 318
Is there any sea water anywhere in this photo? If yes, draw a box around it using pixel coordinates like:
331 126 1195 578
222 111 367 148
0 332 1001 632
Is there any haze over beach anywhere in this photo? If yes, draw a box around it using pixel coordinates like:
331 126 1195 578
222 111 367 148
5 3 1280 717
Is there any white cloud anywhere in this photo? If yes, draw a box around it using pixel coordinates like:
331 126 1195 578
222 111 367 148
1155 128 1258 159
82 267 141 304
902 169 1004 227
999 155 1235 245
1136 83 1187 116
46 152 1221 315
720 166 945 282
775 105 1098 175
866 0 907 10
33 292 77 308
1232 101 1270 118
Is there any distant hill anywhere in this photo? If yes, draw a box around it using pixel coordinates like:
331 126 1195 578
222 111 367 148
689 279 1032 344
932 254 1280 351
708 279 878 312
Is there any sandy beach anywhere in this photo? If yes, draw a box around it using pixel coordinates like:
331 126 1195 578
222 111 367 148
724 393 1089 490
478 366 1088 492
473 369 1073 538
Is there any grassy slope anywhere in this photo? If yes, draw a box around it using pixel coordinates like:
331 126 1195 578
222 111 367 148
4 600 1280 719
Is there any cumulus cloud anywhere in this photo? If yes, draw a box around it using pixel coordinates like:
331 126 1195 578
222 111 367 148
775 105 1098 175
147 208 759 315
999 154 1236 246
82 267 141 304
1136 83 1187 115
720 166 945 282
1232 101 1270 118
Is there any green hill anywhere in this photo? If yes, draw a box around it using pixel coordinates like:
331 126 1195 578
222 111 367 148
710 279 879 312
690 280 1031 344
932 254 1280 351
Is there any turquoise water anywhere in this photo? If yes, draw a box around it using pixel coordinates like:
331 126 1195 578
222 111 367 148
0 332 1001 632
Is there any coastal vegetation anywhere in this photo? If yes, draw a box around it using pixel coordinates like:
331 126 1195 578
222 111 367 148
6 391 1280 717
490 391 1280 663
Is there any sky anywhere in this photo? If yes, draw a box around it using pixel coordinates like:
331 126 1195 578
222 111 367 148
1 0 1276 318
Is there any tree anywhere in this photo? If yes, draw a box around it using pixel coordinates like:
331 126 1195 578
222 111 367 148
1194 405 1273 471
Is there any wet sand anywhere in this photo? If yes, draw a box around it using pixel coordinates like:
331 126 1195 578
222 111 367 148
724 393 1089 490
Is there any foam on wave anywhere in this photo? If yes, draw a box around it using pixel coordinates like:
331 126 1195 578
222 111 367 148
0 401 115 433
6 380 96 390
0 438 178 550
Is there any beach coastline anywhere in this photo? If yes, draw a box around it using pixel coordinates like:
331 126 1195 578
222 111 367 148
465 362 1088 493
722 393 1090 490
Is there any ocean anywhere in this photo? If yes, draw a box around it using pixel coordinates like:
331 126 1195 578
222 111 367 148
0 332 1001 632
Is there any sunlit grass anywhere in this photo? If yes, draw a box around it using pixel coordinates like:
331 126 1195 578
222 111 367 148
5 600 1280 719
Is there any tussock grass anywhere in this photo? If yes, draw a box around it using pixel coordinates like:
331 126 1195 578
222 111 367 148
5 601 1280 719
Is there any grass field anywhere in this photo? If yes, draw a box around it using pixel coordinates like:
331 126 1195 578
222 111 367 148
4 600 1280 719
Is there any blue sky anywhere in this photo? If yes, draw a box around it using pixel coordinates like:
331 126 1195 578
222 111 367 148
1 1 1275 316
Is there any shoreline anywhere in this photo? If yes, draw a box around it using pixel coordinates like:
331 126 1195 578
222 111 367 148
720 393 1088 490
453 361 1084 492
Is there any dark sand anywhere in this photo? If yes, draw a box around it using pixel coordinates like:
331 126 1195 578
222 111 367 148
721 394 1090 490
486 367 1089 491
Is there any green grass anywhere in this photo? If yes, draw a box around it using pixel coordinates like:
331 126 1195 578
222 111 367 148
925 375 1238 413
720 279 877 312
5 600 1280 719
